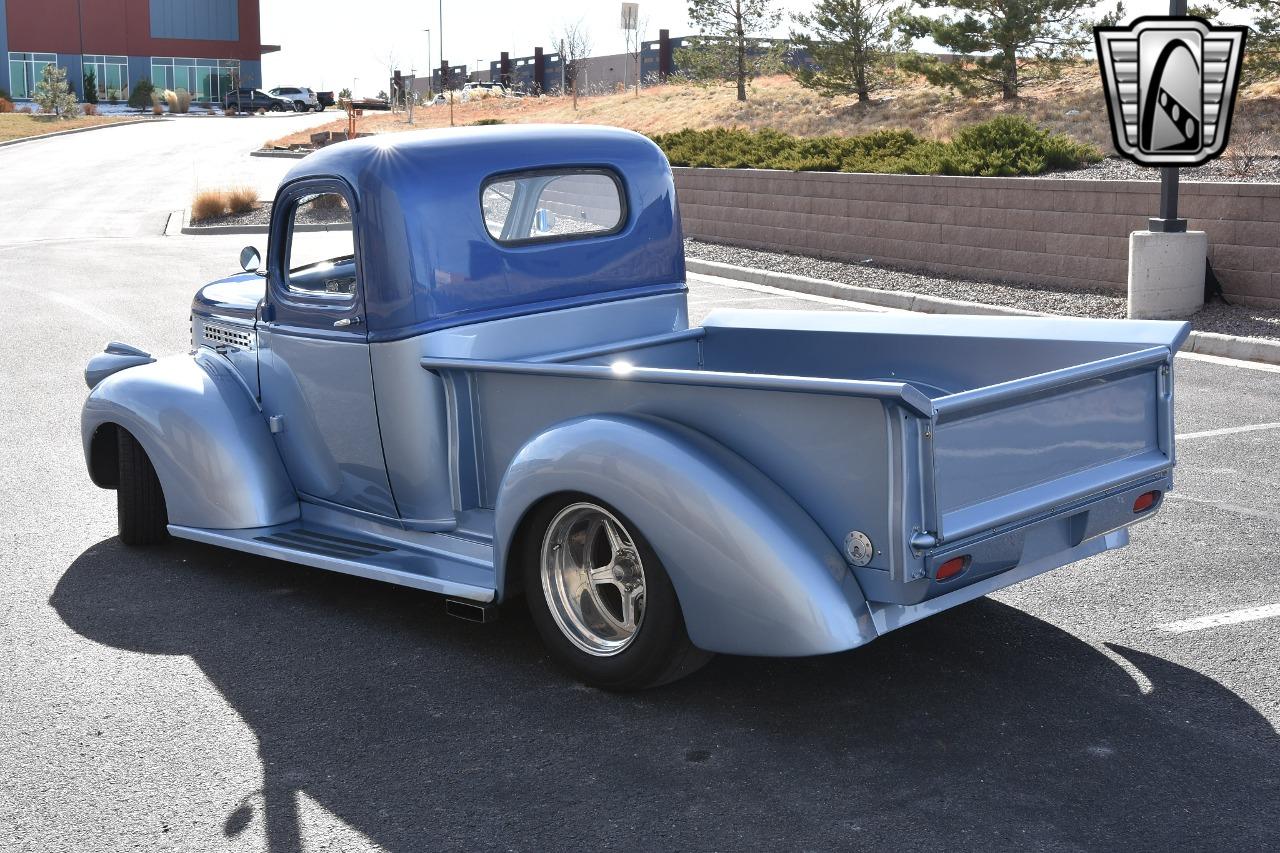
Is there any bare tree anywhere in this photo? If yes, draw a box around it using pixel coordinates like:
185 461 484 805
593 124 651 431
624 13 651 96
555 20 593 109
375 51 401 111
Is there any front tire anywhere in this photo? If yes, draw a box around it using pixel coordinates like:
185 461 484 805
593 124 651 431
523 496 712 690
117 430 168 546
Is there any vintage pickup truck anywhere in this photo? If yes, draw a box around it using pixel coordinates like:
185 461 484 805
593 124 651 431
82 125 1188 689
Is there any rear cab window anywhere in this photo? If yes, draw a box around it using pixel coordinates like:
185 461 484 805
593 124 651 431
481 169 625 245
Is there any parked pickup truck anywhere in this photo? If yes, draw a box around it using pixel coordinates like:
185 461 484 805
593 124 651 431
81 126 1189 690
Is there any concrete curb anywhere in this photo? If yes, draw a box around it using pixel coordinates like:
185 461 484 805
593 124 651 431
250 149 309 159
0 117 164 148
685 257 1280 367
178 207 351 236
685 258 1042 317
1184 330 1280 366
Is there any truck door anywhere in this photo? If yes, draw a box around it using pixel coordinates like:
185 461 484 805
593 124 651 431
256 181 399 519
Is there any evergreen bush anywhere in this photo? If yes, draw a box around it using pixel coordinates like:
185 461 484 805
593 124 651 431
128 79 155 109
651 117 1101 177
33 64 79 117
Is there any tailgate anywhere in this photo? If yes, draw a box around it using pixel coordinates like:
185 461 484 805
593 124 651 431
926 346 1173 544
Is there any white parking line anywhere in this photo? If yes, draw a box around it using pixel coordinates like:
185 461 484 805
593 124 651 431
1176 422 1280 441
1156 602 1280 634
687 272 901 311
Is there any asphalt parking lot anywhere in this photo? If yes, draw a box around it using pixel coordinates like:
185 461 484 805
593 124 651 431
1 118 1278 853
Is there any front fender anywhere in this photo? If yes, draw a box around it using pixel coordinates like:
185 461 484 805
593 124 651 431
494 416 878 657
82 352 299 529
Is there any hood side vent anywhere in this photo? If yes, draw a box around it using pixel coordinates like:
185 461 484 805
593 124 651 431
202 322 255 352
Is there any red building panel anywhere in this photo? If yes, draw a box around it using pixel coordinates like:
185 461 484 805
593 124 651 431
7 0 262 59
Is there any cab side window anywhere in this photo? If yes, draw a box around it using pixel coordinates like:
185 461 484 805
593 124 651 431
286 192 356 297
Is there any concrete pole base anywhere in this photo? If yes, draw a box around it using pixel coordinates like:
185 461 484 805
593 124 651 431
1127 230 1207 320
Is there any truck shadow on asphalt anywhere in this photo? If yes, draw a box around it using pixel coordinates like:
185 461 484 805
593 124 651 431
52 538 1279 852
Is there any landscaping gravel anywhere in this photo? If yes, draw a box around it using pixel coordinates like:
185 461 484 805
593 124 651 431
1042 155 1280 183
193 202 348 229
685 238 1280 341
197 204 270 228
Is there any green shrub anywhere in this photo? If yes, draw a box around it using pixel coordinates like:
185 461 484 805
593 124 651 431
33 64 79 118
470 118 505 125
651 117 1101 177
83 68 99 104
127 78 154 109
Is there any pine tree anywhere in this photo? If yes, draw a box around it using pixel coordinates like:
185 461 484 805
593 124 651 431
33 63 79 118
790 0 898 102
897 0 1093 100
683 0 784 101
83 67 99 104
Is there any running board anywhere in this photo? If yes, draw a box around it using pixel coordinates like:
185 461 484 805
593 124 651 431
168 522 497 602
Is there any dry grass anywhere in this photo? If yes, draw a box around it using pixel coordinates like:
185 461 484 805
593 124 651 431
191 189 229 222
164 89 192 114
268 65 1280 157
191 186 260 221
226 186 257 215
0 113 134 143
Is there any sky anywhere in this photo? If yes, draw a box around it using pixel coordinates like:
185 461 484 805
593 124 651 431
259 0 1230 96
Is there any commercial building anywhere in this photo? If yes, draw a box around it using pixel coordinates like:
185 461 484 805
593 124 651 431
1 0 272 102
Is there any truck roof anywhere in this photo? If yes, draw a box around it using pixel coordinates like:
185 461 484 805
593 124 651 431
279 125 685 341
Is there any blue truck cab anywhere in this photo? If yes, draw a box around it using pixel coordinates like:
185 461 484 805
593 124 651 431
82 125 1190 689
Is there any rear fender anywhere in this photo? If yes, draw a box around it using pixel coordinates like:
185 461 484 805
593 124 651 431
493 416 877 657
81 352 299 529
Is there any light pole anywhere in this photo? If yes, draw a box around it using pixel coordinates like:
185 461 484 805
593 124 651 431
424 29 432 96
1150 0 1188 233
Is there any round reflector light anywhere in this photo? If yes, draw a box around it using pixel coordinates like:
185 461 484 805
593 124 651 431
936 556 968 582
1132 491 1160 513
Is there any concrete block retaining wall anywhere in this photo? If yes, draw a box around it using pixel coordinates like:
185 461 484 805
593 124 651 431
672 167 1280 309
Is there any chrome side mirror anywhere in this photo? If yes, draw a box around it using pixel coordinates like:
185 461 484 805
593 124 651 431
534 207 557 234
239 246 262 273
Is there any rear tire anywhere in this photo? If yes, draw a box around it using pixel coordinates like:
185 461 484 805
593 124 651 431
117 430 168 546
523 495 712 691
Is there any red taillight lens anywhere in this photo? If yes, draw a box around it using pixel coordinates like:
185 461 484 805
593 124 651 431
1132 491 1160 513
936 556 968 582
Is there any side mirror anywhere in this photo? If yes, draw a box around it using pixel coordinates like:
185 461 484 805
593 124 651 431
534 207 557 234
239 246 261 273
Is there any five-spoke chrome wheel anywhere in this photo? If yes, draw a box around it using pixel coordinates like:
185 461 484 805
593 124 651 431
540 502 647 656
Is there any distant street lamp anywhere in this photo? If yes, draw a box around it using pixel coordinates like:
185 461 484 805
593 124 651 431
424 29 432 96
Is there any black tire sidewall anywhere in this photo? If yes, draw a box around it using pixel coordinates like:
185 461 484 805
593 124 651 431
522 495 692 690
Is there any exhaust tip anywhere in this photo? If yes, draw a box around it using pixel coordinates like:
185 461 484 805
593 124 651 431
446 599 499 624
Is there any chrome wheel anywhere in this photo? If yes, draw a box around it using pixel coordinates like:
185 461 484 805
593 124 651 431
540 503 646 656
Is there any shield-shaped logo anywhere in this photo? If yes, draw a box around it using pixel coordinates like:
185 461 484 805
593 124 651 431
1095 16 1248 167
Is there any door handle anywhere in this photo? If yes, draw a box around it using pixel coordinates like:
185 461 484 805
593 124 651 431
333 316 364 328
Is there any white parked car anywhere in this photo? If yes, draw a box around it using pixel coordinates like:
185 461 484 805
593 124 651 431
269 86 323 112
460 81 513 101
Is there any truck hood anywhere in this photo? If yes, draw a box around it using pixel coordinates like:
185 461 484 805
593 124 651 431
193 273 265 323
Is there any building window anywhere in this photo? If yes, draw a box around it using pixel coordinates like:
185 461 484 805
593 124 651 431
150 57 240 101
7 52 57 100
82 55 129 101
